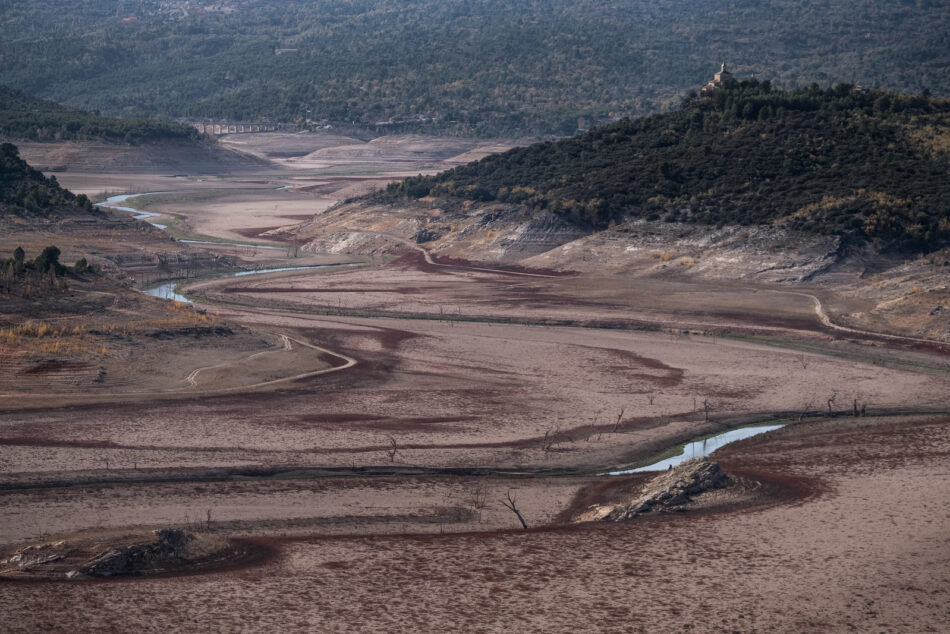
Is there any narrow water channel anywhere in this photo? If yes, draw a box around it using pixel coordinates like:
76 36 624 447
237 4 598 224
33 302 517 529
100 193 289 251
608 424 785 474
142 265 336 303
99 192 172 229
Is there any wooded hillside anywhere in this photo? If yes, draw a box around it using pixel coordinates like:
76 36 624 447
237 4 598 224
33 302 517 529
0 143 96 216
0 86 204 144
1 0 947 136
386 83 950 251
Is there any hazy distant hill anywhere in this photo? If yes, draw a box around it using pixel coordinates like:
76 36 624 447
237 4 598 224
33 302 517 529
1 0 947 136
384 82 950 251
0 85 203 145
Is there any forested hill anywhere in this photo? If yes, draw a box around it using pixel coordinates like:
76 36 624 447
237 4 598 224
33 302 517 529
1 1 948 136
385 83 950 251
0 143 97 217
0 86 71 113
0 86 203 145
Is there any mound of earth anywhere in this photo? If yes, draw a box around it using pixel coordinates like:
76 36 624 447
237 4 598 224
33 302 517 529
0 528 262 580
11 140 270 175
576 459 732 522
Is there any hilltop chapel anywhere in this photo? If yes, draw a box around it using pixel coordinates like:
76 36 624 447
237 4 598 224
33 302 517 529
701 63 738 93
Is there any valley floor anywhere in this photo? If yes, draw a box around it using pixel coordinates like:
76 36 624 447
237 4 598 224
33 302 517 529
0 132 947 632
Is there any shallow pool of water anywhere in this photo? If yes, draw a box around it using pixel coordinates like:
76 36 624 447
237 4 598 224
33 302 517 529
143 282 191 303
608 424 785 474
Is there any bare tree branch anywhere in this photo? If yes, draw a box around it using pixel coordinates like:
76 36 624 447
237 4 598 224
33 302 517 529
501 489 528 529
386 435 398 462
612 408 625 433
799 398 816 421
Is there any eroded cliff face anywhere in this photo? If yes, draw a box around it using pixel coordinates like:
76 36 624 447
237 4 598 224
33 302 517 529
283 197 837 276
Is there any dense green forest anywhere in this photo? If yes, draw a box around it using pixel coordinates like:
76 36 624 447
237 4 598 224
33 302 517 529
0 0 947 136
0 86 203 144
0 142 96 216
385 83 950 250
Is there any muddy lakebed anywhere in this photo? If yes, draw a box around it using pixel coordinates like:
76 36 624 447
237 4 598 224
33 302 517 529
4 136 946 630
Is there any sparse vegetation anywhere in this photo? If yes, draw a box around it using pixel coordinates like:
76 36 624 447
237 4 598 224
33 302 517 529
0 301 218 358
0 245 98 295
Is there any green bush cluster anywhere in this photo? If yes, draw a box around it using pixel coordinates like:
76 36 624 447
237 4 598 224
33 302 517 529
1 245 94 283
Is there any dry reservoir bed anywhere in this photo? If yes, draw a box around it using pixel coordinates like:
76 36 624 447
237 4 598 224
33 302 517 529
2 136 948 632
1 312 945 485
1 414 948 633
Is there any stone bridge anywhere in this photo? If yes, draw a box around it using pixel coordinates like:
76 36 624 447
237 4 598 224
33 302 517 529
191 122 294 135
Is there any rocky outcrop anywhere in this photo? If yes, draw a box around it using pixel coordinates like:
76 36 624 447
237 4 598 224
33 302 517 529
1 529 246 581
574 459 732 523
606 459 730 520
3 542 68 571
413 227 442 243
78 529 194 577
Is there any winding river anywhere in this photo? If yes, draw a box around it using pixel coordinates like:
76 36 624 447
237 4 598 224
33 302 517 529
99 193 289 250
110 190 789 478
143 265 338 303
100 191 335 302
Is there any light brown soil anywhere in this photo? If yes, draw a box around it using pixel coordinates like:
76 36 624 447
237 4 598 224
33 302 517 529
12 140 269 175
1 134 948 632
1 415 947 632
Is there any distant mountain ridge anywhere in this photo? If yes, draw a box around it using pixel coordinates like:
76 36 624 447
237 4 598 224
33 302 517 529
1 0 948 136
385 82 950 251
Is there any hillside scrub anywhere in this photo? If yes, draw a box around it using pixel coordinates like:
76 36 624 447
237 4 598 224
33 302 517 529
0 1 947 135
388 82 950 251
0 86 204 144
0 143 97 216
